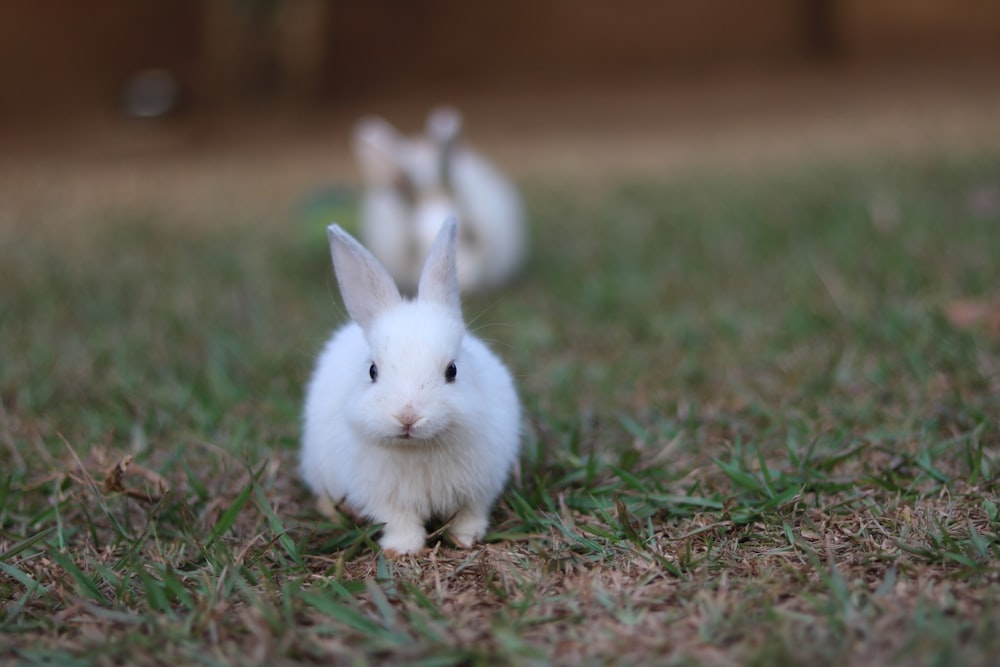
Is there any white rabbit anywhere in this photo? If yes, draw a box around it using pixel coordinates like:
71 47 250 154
352 107 526 293
300 218 521 556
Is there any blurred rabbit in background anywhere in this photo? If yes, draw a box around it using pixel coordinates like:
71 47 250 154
352 107 527 293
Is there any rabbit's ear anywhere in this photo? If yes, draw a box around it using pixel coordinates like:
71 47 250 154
328 224 402 329
426 107 463 145
427 107 462 187
417 217 461 315
352 116 401 186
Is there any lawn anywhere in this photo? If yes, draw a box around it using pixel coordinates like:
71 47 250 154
1 152 999 666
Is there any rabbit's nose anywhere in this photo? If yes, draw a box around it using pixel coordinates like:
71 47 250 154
394 406 420 429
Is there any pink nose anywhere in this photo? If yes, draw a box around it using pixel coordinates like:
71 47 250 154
394 407 419 429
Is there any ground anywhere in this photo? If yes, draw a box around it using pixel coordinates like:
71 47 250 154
1 64 1000 666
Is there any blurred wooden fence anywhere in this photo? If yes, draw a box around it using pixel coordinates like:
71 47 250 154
1 0 998 117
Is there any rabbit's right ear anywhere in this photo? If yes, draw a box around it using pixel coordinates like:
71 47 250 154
417 217 461 316
328 224 402 329
352 116 402 186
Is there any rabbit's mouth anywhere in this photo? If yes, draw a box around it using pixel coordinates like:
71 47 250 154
393 411 432 441
391 428 439 444
392 427 423 442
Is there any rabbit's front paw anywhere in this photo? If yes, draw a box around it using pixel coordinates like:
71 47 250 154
450 507 489 549
379 521 427 557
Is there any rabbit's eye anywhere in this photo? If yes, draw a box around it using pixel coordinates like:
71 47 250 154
369 363 378 382
444 362 457 383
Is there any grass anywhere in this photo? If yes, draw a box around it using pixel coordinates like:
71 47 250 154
1 151 1000 666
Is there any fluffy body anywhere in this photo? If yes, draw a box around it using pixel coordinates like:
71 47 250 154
300 222 520 555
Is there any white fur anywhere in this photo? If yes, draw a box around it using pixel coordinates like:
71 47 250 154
352 107 526 293
300 219 521 555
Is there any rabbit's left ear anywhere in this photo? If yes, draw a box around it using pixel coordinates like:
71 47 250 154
352 116 402 186
427 107 462 187
417 217 461 315
426 107 463 145
328 224 402 330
